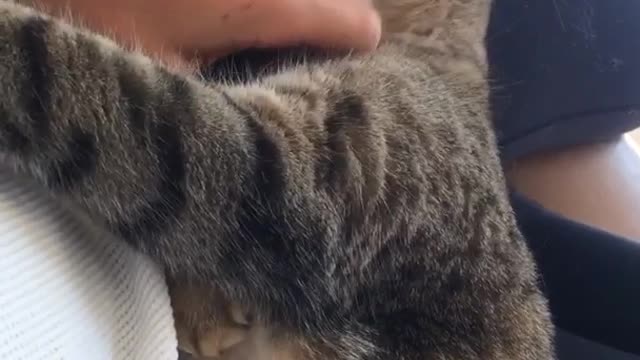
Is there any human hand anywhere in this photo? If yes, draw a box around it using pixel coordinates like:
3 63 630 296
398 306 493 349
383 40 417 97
31 0 381 71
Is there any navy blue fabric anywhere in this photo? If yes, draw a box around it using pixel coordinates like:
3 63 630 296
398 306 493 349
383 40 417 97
488 0 640 161
512 193 640 356
556 329 640 360
488 0 640 358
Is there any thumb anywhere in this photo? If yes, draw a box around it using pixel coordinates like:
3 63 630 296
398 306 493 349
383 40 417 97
256 0 382 52
193 0 381 62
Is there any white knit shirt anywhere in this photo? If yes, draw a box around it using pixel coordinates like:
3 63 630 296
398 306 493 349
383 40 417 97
0 166 179 360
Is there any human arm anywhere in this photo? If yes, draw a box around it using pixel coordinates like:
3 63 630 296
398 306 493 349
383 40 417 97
507 138 640 242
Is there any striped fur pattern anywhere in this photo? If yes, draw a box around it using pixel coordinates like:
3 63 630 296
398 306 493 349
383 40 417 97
0 0 554 359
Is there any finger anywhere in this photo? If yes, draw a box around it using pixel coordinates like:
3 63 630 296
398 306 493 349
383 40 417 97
181 0 381 61
281 0 382 52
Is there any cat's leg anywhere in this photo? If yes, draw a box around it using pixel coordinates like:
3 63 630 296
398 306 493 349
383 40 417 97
0 1 553 359
0 2 257 357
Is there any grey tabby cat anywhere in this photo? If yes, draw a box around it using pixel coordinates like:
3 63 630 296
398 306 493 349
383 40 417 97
0 0 554 359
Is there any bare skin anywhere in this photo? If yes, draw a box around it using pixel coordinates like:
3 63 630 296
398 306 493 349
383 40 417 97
507 139 640 242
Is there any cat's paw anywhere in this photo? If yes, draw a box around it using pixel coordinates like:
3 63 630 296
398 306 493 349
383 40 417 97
169 283 252 359
178 306 249 359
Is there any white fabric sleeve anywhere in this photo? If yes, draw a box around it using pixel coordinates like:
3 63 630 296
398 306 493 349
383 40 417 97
0 165 179 360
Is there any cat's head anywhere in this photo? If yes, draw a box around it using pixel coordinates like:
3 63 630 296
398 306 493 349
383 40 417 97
373 0 492 41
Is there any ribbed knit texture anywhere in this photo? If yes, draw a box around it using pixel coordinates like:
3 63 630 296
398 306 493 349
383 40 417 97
0 166 178 360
